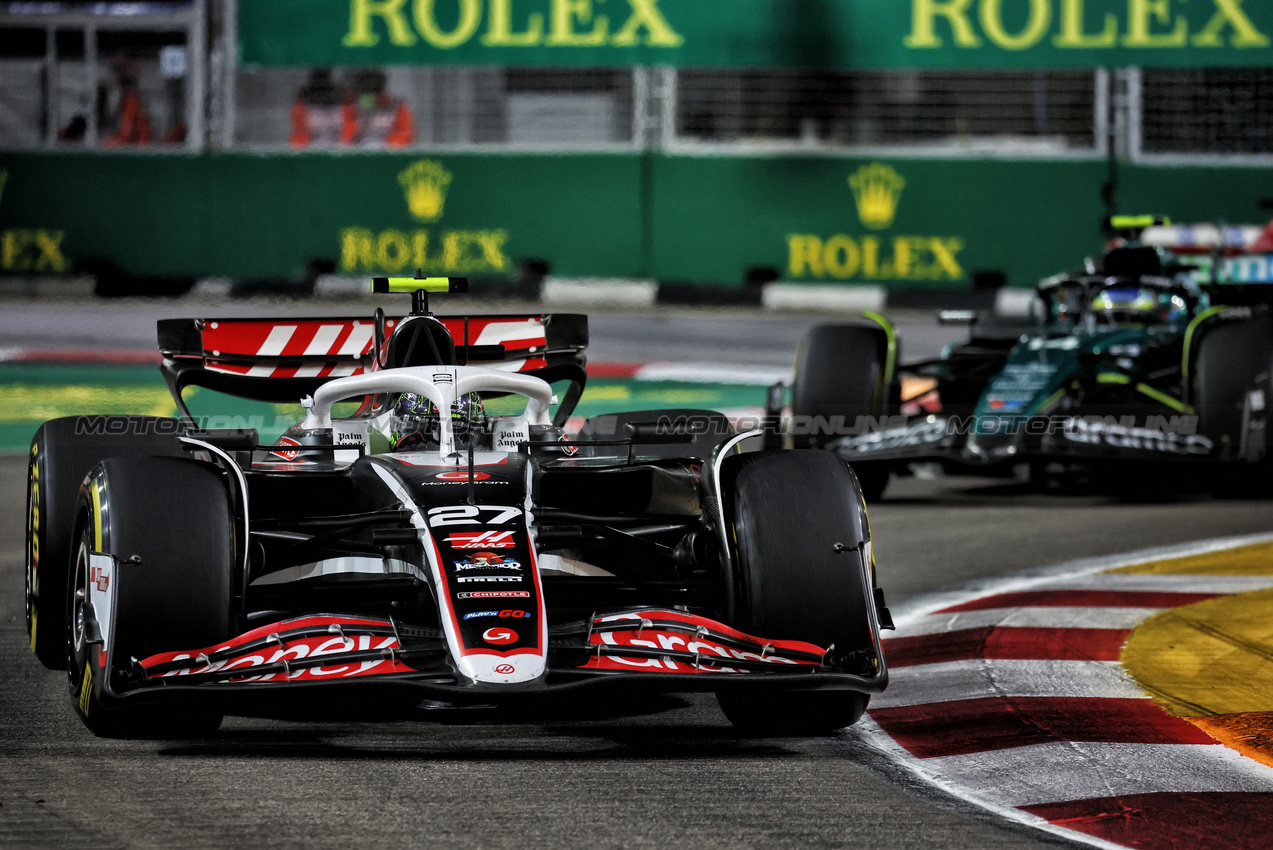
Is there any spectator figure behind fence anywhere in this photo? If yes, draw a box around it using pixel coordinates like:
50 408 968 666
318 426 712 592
290 68 346 149
346 68 415 148
103 54 152 147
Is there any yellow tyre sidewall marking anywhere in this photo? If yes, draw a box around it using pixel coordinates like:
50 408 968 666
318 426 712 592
90 480 103 551
78 662 93 717
27 443 39 651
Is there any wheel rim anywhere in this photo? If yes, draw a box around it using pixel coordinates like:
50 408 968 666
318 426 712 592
67 534 90 691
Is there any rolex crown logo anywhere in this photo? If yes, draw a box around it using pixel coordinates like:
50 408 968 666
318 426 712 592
848 163 905 231
399 159 453 223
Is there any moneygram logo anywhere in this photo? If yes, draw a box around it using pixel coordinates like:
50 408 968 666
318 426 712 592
482 627 517 645
435 469 491 481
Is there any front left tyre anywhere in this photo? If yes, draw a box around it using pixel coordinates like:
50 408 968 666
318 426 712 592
68 455 234 738
716 451 881 735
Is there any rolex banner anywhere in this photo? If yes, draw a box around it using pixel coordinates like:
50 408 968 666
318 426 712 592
6 152 1268 289
240 0 1273 70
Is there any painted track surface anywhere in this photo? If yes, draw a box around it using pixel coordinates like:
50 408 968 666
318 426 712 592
859 536 1273 849
3 301 1273 848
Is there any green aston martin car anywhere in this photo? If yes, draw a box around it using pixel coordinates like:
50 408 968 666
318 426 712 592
787 217 1273 498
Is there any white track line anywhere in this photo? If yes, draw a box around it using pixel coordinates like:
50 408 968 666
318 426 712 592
873 659 1148 708
917 741 1273 808
1016 574 1273 594
891 606 1165 635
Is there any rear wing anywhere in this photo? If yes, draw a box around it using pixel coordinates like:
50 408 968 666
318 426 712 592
1138 222 1264 255
1134 220 1273 300
1199 255 1273 307
157 312 588 427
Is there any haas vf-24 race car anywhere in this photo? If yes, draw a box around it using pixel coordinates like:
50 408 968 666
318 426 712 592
788 217 1273 498
25 277 890 737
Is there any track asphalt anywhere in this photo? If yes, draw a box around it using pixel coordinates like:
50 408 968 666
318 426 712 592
861 535 1273 849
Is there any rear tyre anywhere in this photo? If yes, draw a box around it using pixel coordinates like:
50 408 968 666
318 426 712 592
717 451 878 735
26 416 183 669
68 456 233 738
791 324 893 500
1195 318 1273 496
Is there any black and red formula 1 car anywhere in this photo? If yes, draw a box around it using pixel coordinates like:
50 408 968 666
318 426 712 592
26 277 890 738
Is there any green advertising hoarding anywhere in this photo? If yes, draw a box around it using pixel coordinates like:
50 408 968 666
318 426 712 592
8 151 1269 292
240 0 1273 69
649 156 1108 288
0 152 643 280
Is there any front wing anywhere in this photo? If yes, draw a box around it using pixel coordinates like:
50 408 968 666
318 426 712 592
81 608 887 713
824 412 1240 467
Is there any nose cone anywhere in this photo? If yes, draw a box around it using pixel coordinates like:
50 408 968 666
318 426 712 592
962 419 1023 464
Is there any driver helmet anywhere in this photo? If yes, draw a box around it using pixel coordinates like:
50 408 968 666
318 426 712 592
1090 285 1187 325
390 391 487 451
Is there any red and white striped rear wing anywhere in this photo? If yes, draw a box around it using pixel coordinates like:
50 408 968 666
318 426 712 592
157 313 588 425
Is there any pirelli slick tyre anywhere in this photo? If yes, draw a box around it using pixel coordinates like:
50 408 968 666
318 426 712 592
718 451 877 735
1195 318 1273 496
26 416 184 670
791 324 893 500
1196 319 1273 447
68 456 232 738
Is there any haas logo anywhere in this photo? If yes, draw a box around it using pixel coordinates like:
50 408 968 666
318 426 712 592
447 531 516 549
482 627 517 645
